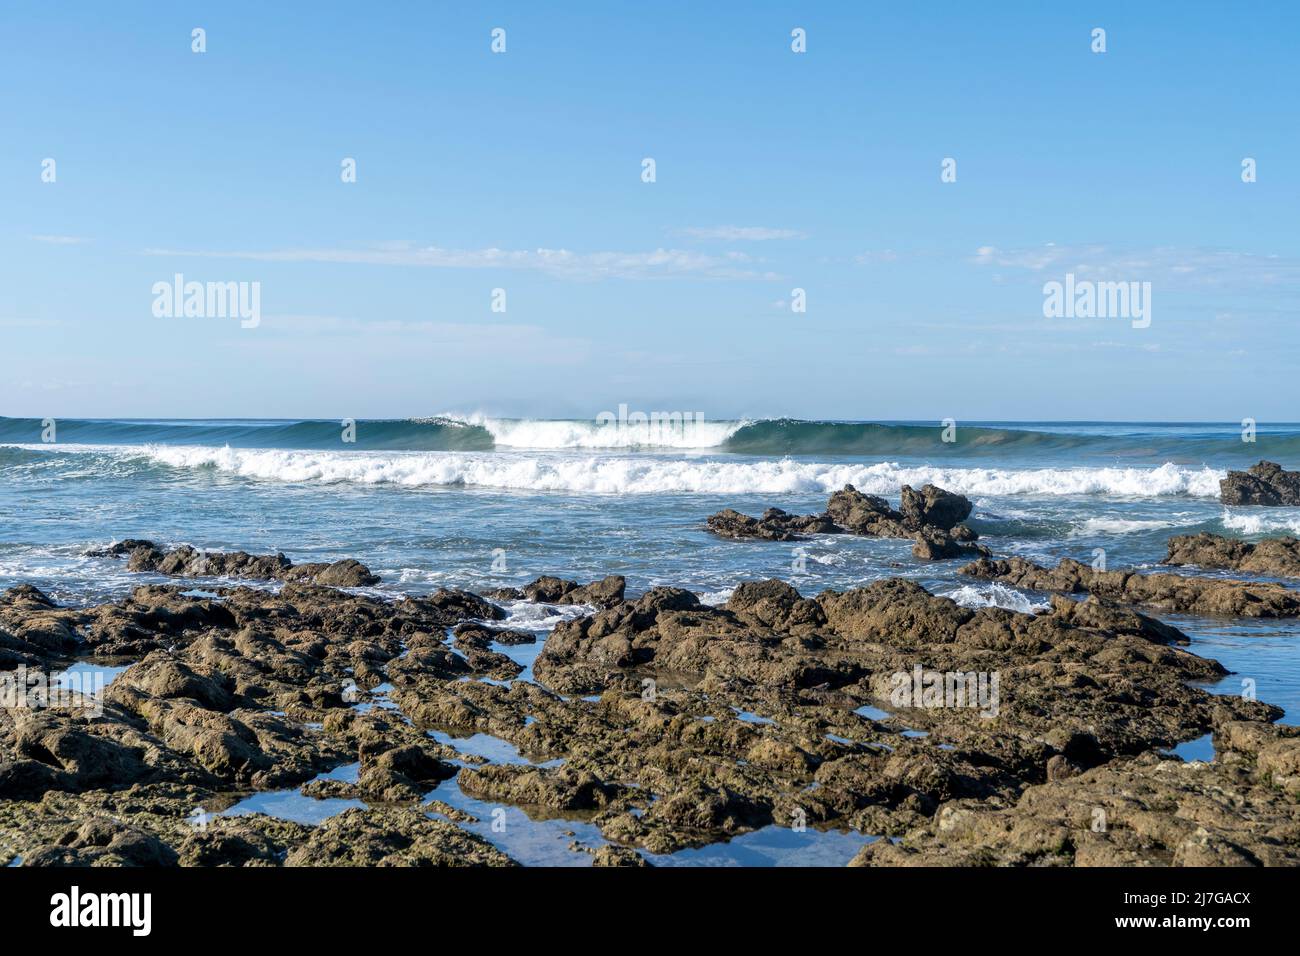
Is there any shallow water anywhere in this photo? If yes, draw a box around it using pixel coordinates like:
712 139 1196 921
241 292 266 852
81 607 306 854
1168 734 1216 763
52 660 130 693
644 825 876 867
220 791 366 826
427 728 562 768
425 776 607 867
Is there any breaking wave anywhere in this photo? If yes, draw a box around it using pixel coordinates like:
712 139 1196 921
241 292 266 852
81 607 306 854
4 415 1299 458
70 445 1228 497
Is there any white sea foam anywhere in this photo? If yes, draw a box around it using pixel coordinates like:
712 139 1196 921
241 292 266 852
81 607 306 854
698 587 735 607
1071 516 1185 536
1221 509 1300 536
942 584 1050 614
9 443 1227 498
499 600 591 630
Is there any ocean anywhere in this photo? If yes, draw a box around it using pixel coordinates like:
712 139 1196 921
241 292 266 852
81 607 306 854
2 416 1298 723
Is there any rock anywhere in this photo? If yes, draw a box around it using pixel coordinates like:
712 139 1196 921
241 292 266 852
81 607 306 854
452 623 536 649
283 807 517 866
300 778 358 800
22 817 179 867
0 585 83 663
520 575 626 608
0 702 215 801
851 735 1300 867
725 579 825 632
1165 533 1300 579
111 652 236 711
1045 754 1080 781
911 526 988 561
826 485 910 536
707 483 978 550
1045 594 1190 645
1220 461 1300 506
534 572 1266 816
1257 738 1300 794
962 556 1300 618
356 744 456 801
705 508 837 541
4 543 1298 868
86 540 156 559
297 559 381 588
458 764 627 811
900 484 973 531
177 829 287 867
89 540 381 587
706 508 793 541
591 845 651 867
655 782 769 834
410 588 506 622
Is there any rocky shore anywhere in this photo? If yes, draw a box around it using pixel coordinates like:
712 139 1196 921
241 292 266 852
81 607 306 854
707 484 988 560
4 538 1298 867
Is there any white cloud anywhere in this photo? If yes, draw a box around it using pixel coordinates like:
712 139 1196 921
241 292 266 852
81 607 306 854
143 242 778 280
853 249 900 264
32 235 90 245
225 314 594 365
971 243 1300 289
679 226 807 241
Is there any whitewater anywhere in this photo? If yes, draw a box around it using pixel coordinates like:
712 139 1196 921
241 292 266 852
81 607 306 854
6 442 1227 497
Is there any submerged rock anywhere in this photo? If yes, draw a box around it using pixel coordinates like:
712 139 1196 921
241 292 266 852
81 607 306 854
706 508 836 541
1220 461 1300 506
961 555 1300 618
485 575 626 609
1165 532 1300 579
88 540 381 587
911 525 987 561
523 575 626 608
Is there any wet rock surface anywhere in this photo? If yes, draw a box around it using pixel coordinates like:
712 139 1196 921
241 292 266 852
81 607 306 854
485 575 626 609
705 508 837 542
962 556 1300 618
88 540 381 587
2 544 1297 867
284 807 515 866
706 484 987 561
852 722 1300 866
1220 461 1300 506
1165 533 1300 579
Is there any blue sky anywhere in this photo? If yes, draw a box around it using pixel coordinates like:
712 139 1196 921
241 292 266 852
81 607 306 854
2 1 1297 421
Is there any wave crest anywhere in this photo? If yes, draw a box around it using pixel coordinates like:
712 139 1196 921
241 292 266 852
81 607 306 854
124 446 1225 497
